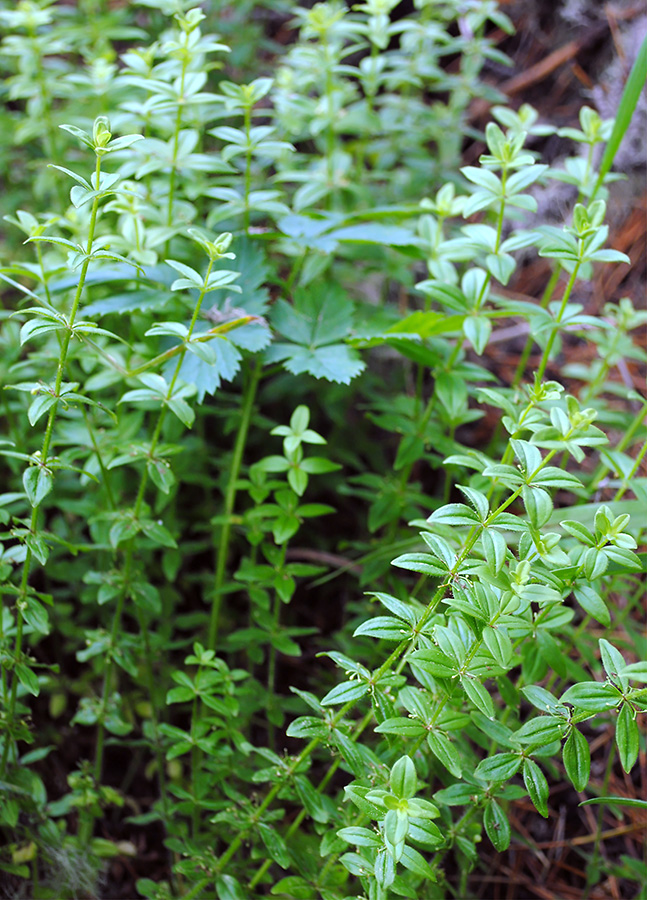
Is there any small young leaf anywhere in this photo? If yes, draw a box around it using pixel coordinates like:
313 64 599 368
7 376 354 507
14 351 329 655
23 467 53 508
391 756 417 800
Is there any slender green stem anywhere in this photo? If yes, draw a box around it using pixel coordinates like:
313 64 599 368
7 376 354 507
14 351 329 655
164 54 188 257
81 259 214 841
243 102 253 234
209 359 262 650
267 545 286 752
0 154 103 780
182 877 211 900
83 409 116 510
191 694 200 838
138 614 171 822
323 33 336 202
535 261 581 384
511 263 562 390
214 638 410 876
583 739 617 899
588 398 647 493
613 437 647 502
249 705 376 890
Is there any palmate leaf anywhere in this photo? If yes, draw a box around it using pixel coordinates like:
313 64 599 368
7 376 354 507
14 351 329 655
269 343 364 383
165 329 243 403
265 282 364 384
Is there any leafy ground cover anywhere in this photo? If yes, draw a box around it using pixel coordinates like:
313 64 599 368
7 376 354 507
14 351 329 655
0 1 645 898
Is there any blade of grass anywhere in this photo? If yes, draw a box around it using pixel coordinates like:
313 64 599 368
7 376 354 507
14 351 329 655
591 33 647 201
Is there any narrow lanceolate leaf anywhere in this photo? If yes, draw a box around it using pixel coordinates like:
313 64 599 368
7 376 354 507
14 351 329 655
559 681 621 712
215 874 246 900
523 759 549 818
615 703 639 773
399 844 436 880
353 616 412 641
427 731 462 778
620 661 647 682
514 716 567 746
15 664 40 697
333 729 369 779
474 753 521 783
294 775 330 823
337 826 381 848
258 823 290 869
574 586 610 627
410 647 457 678
374 718 426 737
482 626 513 668
391 553 446 576
286 716 328 740
562 728 590 792
484 799 511 851
599 639 628 690
320 680 369 706
460 676 494 718
427 503 479 526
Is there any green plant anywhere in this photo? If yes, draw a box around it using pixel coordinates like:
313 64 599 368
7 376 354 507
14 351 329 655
0 2 645 898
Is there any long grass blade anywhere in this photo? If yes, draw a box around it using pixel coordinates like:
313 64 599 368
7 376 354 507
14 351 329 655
592 33 647 200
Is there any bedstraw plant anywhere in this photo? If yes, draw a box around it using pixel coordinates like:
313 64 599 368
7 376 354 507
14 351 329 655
0 2 645 898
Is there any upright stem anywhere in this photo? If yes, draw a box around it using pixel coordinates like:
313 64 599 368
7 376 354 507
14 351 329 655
243 103 253 235
267 545 286 752
323 34 336 202
1 154 103 779
81 259 214 841
535 261 581 384
209 359 262 650
613 438 647 502
164 56 188 257
587 398 647 493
